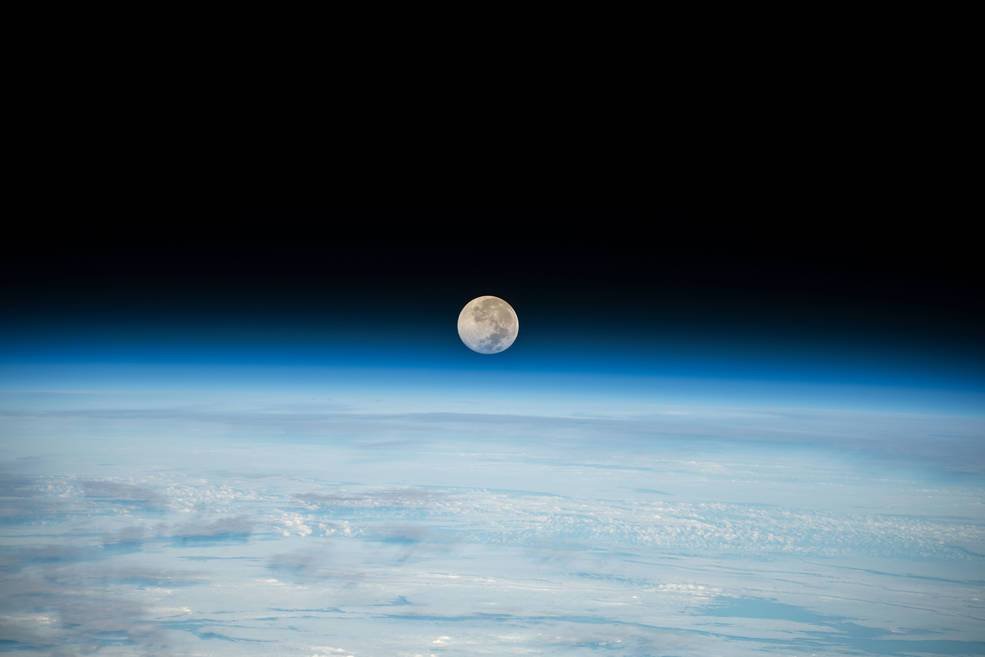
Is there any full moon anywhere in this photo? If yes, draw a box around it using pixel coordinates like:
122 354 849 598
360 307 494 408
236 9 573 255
457 296 519 354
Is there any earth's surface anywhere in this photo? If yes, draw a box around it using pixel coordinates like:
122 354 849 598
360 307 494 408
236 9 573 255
1 388 984 656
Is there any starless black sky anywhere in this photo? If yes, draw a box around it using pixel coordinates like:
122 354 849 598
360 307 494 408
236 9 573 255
2 208 983 374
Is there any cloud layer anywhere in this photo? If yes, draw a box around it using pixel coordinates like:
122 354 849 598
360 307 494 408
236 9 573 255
1 401 983 655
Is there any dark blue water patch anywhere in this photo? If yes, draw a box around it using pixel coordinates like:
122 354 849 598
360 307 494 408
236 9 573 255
162 619 272 643
376 535 420 546
809 563 985 587
571 571 651 587
169 534 250 547
370 596 413 607
700 596 985 655
100 541 144 556
196 631 271 643
702 596 882 637
807 633 985 656
0 639 49 652
179 555 261 561
704 596 838 624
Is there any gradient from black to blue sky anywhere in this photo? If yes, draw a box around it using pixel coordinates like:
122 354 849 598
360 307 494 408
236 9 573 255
2 209 983 410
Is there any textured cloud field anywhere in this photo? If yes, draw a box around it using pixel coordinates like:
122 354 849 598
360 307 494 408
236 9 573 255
1 394 984 656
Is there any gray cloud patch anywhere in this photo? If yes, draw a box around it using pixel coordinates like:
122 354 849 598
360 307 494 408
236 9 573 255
295 487 442 511
167 515 254 545
0 470 76 523
267 547 336 582
81 480 168 511
0 574 175 655
265 545 370 588
101 524 147 548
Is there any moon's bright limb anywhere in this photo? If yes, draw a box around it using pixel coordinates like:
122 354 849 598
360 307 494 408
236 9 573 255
457 296 519 354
